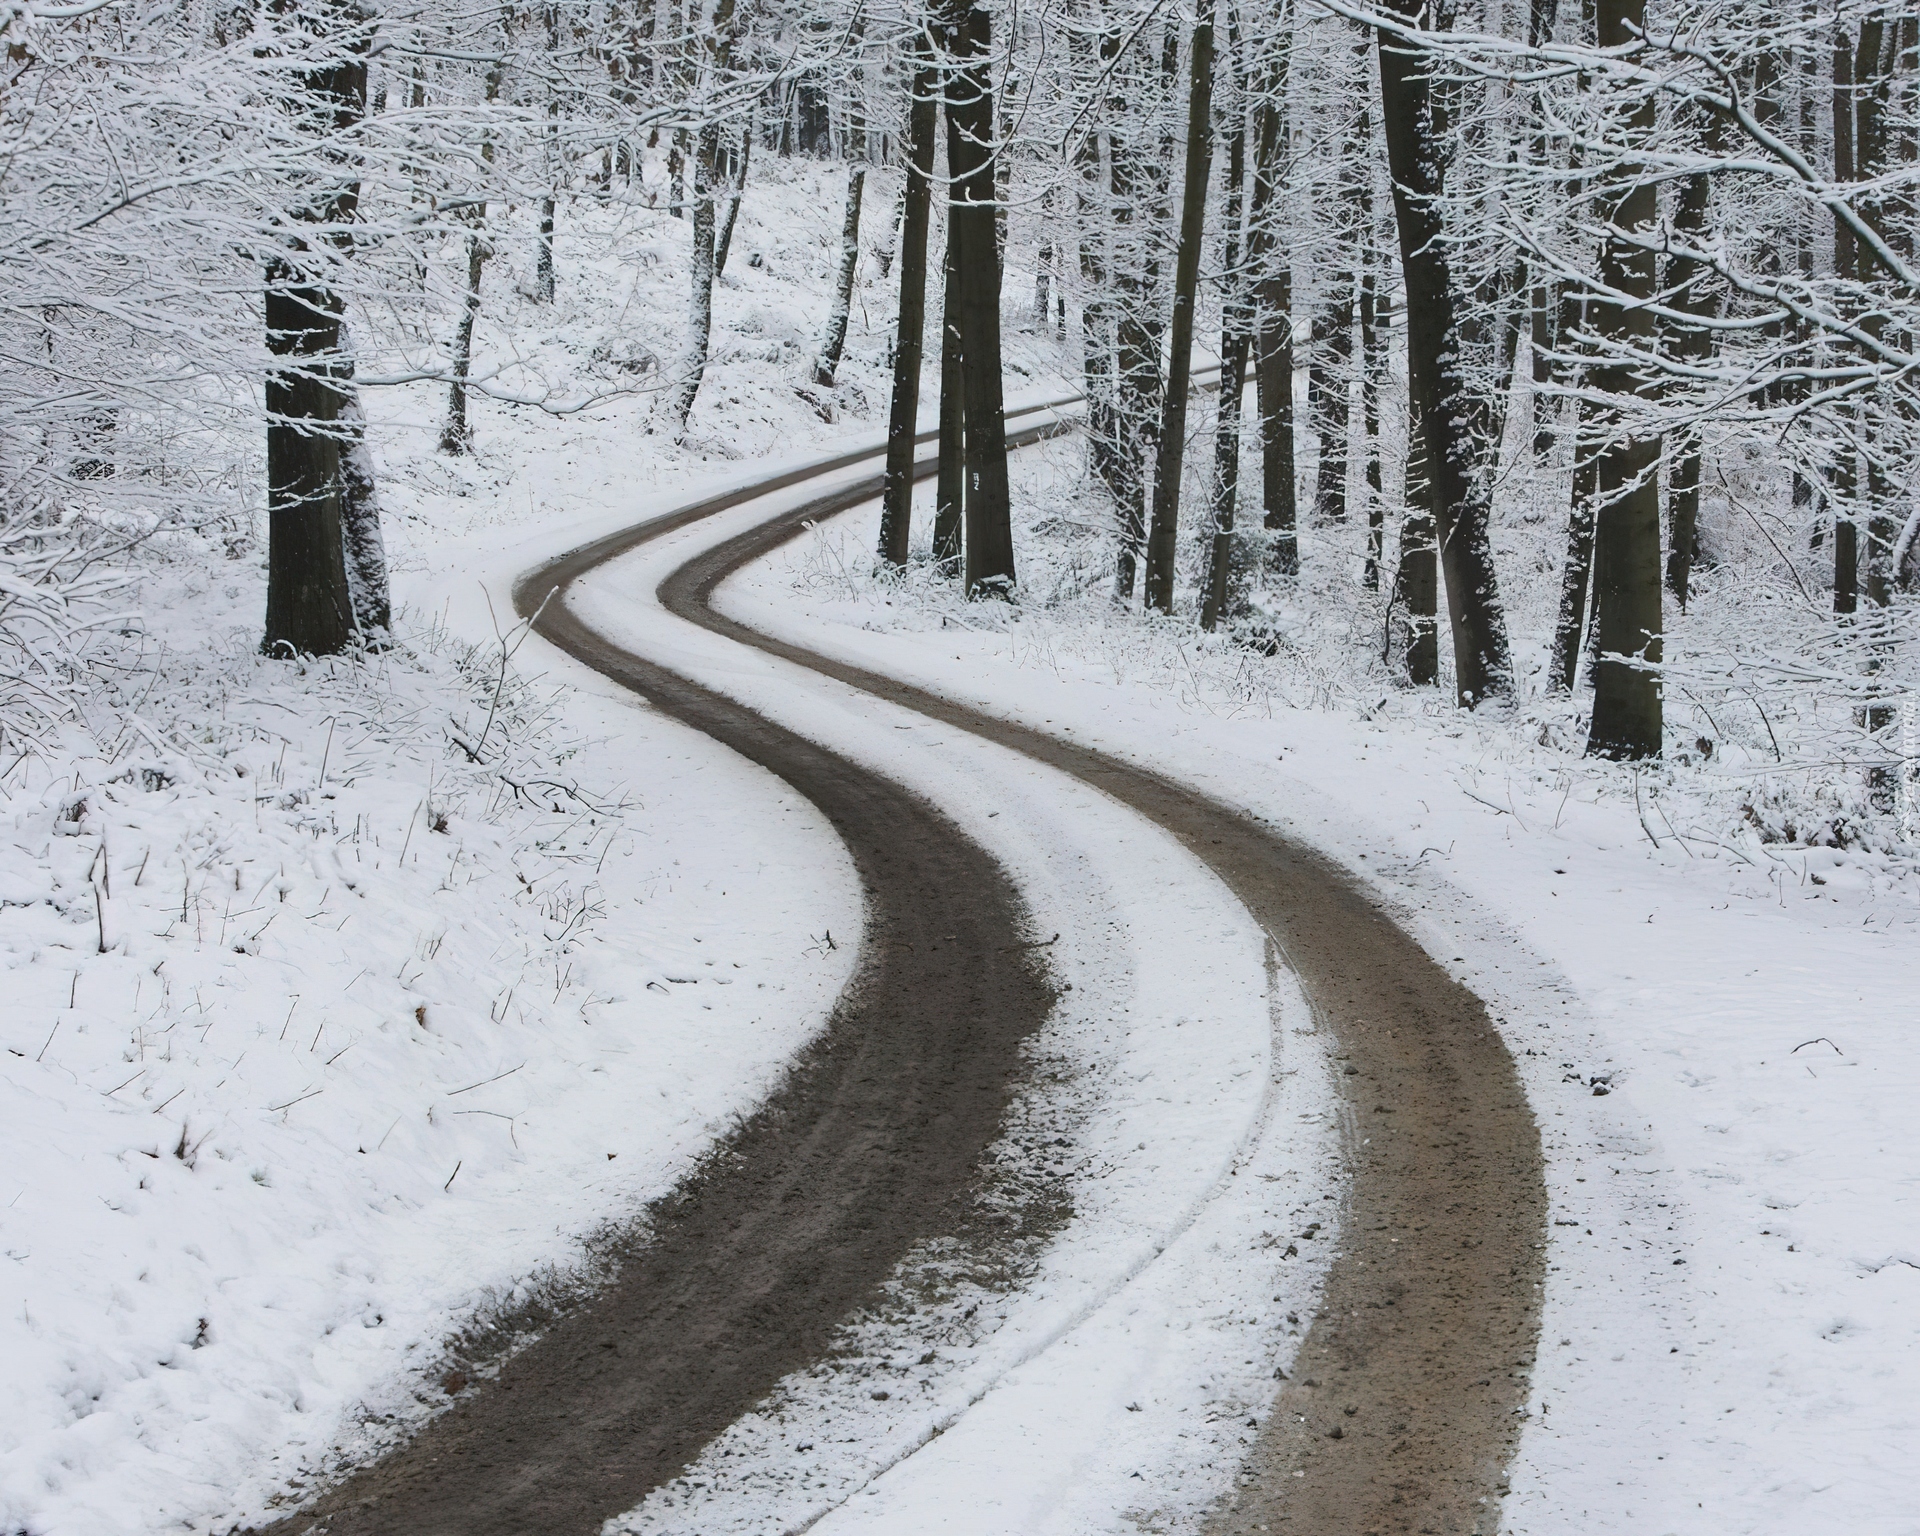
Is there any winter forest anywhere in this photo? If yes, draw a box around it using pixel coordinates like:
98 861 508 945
3 0 1915 1530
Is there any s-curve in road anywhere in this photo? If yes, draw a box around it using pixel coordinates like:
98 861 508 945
258 405 1544 1536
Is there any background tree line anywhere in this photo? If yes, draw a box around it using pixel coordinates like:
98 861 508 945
6 0 1915 779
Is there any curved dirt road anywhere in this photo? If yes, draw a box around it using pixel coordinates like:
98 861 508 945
263 414 1544 1536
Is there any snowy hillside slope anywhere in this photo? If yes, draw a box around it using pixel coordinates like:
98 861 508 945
718 471 1920 1536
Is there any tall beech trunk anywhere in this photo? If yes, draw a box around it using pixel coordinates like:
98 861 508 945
878 53 937 566
1395 412 1438 685
713 121 752 278
934 238 966 573
534 3 559 302
1109 130 1158 599
1357 83 1385 590
1662 145 1717 609
668 0 736 429
335 347 390 639
264 274 354 657
1833 22 1859 613
263 0 381 658
1584 0 1663 758
945 2 1015 597
1246 14 1297 574
1202 13 1248 633
1359 254 1385 588
814 165 866 386
1374 3 1513 706
1143 0 1215 614
670 121 721 427
1547 395 1599 692
441 222 490 452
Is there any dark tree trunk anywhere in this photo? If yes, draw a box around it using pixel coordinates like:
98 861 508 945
1584 0 1663 758
1359 257 1385 589
814 165 866 386
714 120 753 279
336 351 390 639
1833 22 1859 613
534 2 559 302
878 54 938 566
1076 22 1122 514
1248 4 1297 574
1662 151 1717 609
440 224 489 453
670 120 722 428
1144 1 1215 614
264 275 354 657
1394 412 1438 685
934 238 965 574
1109 136 1158 599
1547 398 1599 693
1202 11 1248 633
262 0 380 659
945 2 1015 597
1374 4 1513 706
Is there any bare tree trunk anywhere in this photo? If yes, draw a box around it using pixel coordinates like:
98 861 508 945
934 238 965 574
263 0 378 659
1833 21 1859 614
814 165 867 386
337 339 391 641
1374 2 1513 706
1144 0 1215 614
1359 255 1384 588
714 119 752 278
440 223 489 453
670 112 724 428
1109 129 1157 599
535 2 559 302
264 269 354 657
1547 396 1599 693
1248 1 1297 574
1394 412 1438 685
1662 149 1716 608
879 52 938 566
945 1 1015 597
1202 8 1248 633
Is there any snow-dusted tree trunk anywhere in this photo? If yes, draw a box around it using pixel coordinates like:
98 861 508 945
945 1 1015 597
1143 0 1215 614
1247 4 1298 575
1202 9 1248 633
1374 1 1512 706
263 0 378 660
1584 0 1664 759
935 239 965 574
440 224 490 453
714 121 752 278
879 49 938 565
814 164 866 386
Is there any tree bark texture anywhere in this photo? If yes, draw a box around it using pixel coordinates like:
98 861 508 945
878 54 938 566
1144 1 1215 614
815 165 867 386
1202 17 1248 634
1394 411 1438 686
262 0 381 658
1585 0 1664 759
1374 7 1513 706
944 3 1015 598
935 237 965 573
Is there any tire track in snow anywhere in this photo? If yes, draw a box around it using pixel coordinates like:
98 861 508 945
662 442 1547 1536
262 396 1543 1535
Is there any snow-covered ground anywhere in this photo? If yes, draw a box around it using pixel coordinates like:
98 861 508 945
718 463 1920 1536
4 143 1914 1536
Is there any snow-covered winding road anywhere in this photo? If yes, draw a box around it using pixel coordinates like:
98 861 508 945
266 409 1546 1536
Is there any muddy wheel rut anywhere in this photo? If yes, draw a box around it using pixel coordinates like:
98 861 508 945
259 414 1544 1536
